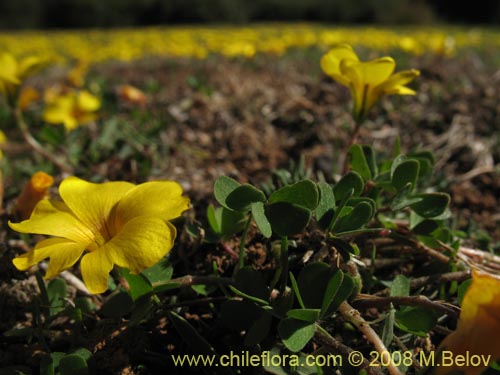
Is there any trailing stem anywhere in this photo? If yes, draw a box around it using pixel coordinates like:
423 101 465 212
14 107 73 173
339 301 404 375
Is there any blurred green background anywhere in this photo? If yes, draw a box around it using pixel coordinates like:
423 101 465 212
1 0 499 29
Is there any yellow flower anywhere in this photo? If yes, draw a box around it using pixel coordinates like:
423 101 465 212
116 84 147 107
0 52 46 101
0 130 6 159
321 43 420 121
18 86 39 111
435 269 500 375
43 90 100 131
9 176 190 294
66 59 89 87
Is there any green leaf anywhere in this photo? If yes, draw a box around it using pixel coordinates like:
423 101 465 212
71 348 92 362
395 306 439 336
244 310 273 346
327 188 353 232
40 353 57 375
391 185 423 211
191 284 217 296
326 273 355 314
315 182 336 230
235 266 270 301
99 291 134 318
47 278 67 316
408 151 435 178
142 262 173 284
287 309 320 323
278 318 316 352
208 205 247 238
332 201 374 234
214 175 240 209
348 144 372 181
320 270 344 318
59 354 88 375
251 201 272 238
391 159 420 191
390 275 410 297
122 269 153 301
228 285 269 306
410 193 450 218
333 171 364 201
226 184 266 211
269 180 319 210
297 262 331 309
382 304 396 348
267 201 312 237
392 136 401 157
363 145 378 178
289 272 305 309
206 204 221 233
410 214 440 235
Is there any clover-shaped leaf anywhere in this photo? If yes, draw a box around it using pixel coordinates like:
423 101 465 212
214 176 265 211
267 201 312 237
333 171 364 201
268 180 319 210
207 204 247 239
348 144 376 181
278 318 316 352
410 193 450 218
391 157 420 191
332 201 374 234
315 182 336 230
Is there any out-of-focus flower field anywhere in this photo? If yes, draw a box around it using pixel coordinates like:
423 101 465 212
1 23 500 375
1 24 500 63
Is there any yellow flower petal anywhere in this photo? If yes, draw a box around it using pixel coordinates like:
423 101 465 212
58 177 134 239
436 269 500 375
341 57 396 87
114 181 190 227
9 199 94 244
63 117 80 131
43 96 74 124
13 237 85 278
80 248 114 294
0 130 5 159
99 217 175 274
320 44 358 86
18 56 46 80
77 91 100 111
0 53 18 80
382 86 416 96
379 69 420 89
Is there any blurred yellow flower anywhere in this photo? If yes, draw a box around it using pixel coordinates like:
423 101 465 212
66 59 89 87
9 176 190 294
116 84 147 107
0 130 6 159
18 86 39 111
435 269 500 375
43 90 100 131
0 52 45 101
14 171 54 220
321 43 420 121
